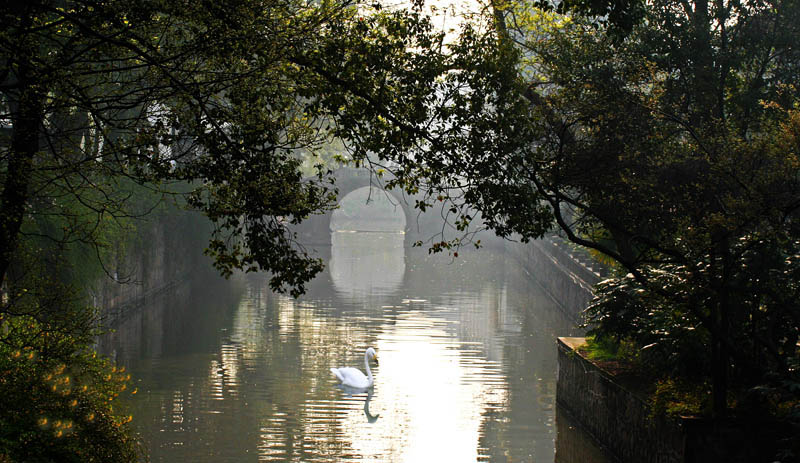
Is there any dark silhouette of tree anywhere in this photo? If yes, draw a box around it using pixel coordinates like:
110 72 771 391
371 0 800 424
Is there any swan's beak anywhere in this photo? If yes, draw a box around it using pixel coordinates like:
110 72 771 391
373 355 379 365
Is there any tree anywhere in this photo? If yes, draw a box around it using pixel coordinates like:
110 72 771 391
347 0 800 423
0 0 473 459
0 0 463 298
504 0 800 420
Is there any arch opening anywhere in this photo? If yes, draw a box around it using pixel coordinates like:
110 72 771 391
330 186 407 232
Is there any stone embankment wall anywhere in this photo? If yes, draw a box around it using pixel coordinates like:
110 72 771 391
88 211 210 325
557 337 786 463
557 337 684 463
506 237 604 323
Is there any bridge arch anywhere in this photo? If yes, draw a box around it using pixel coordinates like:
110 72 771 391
331 186 408 232
329 168 413 232
293 167 416 245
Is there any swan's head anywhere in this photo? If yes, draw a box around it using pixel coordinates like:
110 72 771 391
366 347 378 365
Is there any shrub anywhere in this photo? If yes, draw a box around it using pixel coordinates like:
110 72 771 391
0 314 141 462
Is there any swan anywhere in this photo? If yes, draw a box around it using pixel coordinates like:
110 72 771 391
330 347 378 389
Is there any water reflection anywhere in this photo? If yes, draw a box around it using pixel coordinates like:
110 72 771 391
104 233 607 462
366 310 509 462
330 231 405 300
363 390 380 423
555 406 613 463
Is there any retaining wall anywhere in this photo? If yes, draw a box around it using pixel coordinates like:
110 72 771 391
557 337 788 463
506 237 602 322
88 210 211 325
557 337 684 463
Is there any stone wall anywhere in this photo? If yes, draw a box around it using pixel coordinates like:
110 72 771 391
555 404 618 463
506 237 602 323
557 337 685 463
556 337 789 463
87 210 211 326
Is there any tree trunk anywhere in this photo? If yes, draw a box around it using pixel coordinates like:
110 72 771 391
710 234 733 418
710 301 730 417
0 72 43 288
692 0 717 125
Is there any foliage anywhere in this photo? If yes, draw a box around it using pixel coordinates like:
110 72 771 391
0 229 141 461
560 1 800 419
0 0 465 297
650 378 711 418
367 0 800 420
581 334 639 363
0 312 140 462
586 271 712 380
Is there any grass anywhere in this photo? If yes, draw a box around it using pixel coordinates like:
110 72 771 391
578 335 709 417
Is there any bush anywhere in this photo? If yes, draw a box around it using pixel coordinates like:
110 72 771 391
584 270 711 381
0 314 141 462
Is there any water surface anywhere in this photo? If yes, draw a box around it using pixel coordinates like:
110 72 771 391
103 231 609 462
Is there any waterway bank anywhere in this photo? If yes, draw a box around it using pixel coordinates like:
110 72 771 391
557 337 790 463
89 210 213 327
505 237 602 324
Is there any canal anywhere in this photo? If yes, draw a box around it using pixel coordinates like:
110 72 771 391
100 224 610 462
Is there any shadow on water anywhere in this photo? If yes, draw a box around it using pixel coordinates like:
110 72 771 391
100 228 613 462
96 265 245 366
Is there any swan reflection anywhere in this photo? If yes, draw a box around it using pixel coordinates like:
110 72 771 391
334 385 380 423
364 389 380 423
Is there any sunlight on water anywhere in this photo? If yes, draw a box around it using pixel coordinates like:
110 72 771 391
362 312 509 462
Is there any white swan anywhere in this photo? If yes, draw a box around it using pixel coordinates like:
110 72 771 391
330 347 378 389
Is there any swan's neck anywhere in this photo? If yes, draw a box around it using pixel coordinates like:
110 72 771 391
364 352 373 384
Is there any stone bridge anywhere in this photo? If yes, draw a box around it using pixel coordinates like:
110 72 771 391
293 167 418 246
